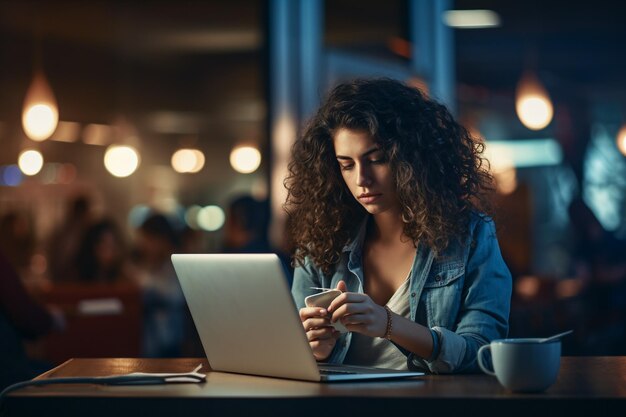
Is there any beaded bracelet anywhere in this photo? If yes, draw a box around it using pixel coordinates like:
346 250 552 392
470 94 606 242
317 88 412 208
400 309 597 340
383 305 393 340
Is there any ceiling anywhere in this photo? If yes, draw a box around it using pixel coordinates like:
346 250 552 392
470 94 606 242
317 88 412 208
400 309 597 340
2 1 623 128
0 0 623 191
454 0 626 96
0 1 264 137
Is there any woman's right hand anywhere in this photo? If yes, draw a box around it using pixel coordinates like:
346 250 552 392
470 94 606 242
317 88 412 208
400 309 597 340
299 306 340 361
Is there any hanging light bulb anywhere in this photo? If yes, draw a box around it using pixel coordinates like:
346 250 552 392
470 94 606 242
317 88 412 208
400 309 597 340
18 149 44 176
230 145 261 174
22 70 59 141
515 72 553 130
104 145 140 178
617 124 626 157
171 148 205 173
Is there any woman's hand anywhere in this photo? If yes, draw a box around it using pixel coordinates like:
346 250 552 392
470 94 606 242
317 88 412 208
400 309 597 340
299 306 340 361
328 280 388 338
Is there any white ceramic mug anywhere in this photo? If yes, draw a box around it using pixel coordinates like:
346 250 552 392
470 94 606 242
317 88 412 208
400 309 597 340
477 338 561 392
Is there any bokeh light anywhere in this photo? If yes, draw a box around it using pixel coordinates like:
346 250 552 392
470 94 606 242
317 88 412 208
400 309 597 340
516 73 554 131
18 149 44 176
230 146 261 174
197 205 225 231
483 142 517 195
616 125 626 157
83 123 112 146
40 163 59 184
56 163 77 184
443 9 501 29
22 71 58 141
104 145 140 178
493 166 518 195
171 148 205 173
23 104 58 141
184 205 202 230
50 121 80 143
516 96 554 130
1 165 23 186
515 275 541 300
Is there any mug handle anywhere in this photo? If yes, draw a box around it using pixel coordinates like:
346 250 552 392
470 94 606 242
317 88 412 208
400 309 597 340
477 344 496 376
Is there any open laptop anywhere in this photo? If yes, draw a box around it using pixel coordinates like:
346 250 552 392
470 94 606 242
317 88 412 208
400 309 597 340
171 253 424 382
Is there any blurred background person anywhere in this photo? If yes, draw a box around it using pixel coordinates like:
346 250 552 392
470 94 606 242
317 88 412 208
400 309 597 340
223 194 293 286
134 213 186 357
567 196 626 354
223 195 270 253
0 249 64 389
74 218 135 284
48 195 95 282
0 211 35 276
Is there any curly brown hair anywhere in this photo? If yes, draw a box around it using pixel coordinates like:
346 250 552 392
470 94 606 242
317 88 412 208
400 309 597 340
284 78 493 274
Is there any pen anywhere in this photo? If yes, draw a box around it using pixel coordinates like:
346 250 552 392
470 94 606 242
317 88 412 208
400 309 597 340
310 287 335 291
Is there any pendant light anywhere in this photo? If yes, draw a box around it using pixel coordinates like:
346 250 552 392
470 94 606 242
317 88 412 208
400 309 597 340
103 118 142 178
515 71 553 131
171 148 205 173
22 69 59 141
18 149 44 176
104 144 140 178
230 145 261 174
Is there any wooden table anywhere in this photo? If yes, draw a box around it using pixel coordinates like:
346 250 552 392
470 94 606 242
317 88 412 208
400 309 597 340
4 357 626 417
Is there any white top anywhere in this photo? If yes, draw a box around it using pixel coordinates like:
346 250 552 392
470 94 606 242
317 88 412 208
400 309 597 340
343 277 411 370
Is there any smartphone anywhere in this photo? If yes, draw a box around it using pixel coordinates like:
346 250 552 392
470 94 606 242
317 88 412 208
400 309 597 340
304 290 348 333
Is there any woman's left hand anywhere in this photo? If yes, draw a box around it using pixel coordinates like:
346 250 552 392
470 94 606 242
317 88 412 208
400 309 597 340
328 280 388 338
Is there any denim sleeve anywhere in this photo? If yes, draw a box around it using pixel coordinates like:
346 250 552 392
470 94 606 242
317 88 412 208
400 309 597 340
419 218 512 373
291 258 350 364
291 257 323 310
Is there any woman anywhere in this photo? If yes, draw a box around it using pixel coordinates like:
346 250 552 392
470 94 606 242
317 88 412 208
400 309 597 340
286 78 511 374
135 213 186 358
75 219 130 283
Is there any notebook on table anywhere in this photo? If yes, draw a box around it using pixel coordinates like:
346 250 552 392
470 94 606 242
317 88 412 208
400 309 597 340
171 253 424 382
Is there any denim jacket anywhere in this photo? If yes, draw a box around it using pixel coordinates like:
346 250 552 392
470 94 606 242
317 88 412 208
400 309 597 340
291 213 512 374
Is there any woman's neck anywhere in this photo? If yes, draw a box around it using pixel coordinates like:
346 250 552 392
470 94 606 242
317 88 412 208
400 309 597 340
369 209 408 245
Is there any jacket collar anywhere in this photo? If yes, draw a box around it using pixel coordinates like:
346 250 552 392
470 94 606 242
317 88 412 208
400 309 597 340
342 216 369 254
